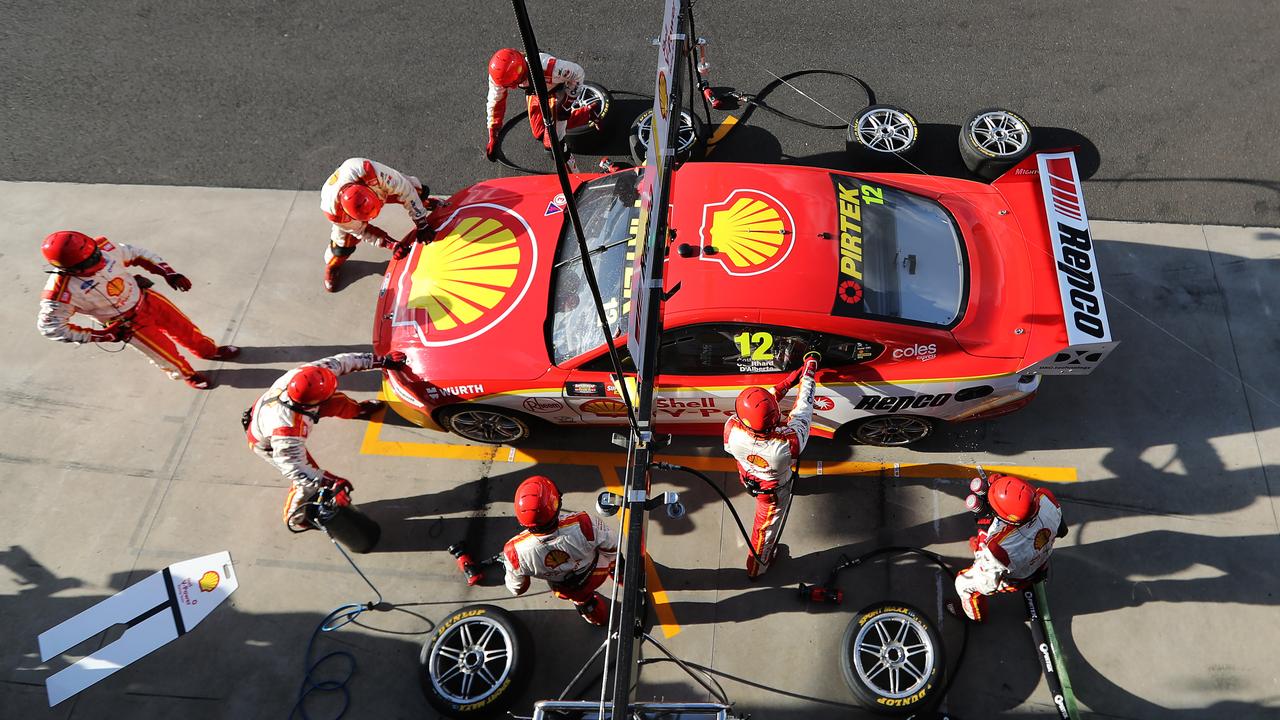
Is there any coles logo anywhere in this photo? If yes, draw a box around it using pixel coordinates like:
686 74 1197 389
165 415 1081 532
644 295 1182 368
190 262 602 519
813 396 835 412
892 343 937 361
580 399 630 417
406 204 537 347
106 277 126 297
699 189 796 276
1034 527 1052 551
544 549 571 569
198 571 220 593
523 397 564 413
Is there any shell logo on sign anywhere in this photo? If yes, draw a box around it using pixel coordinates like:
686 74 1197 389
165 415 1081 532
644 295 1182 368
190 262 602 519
198 571 220 593
699 189 796 276
580 399 630 417
405 204 537 347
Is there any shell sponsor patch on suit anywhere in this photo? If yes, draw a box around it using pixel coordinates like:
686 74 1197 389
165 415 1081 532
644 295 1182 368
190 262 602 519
106 277 126 297
406 204 537 346
544 549 571 569
1033 527 1052 550
698 189 796 276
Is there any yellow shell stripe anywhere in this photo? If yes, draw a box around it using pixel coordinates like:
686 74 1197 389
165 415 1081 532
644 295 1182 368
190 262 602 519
409 217 521 332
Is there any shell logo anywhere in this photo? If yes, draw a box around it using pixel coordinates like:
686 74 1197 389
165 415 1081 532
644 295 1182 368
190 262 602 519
544 549 571 569
1033 528 1052 551
699 189 796 276
106 277 126 297
746 454 769 469
406 204 537 347
580 399 630 417
198 571 220 593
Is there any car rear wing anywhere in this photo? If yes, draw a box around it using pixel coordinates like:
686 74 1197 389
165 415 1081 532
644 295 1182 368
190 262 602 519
998 151 1119 375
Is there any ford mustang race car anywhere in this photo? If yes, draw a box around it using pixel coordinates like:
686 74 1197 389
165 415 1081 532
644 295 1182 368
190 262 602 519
373 151 1116 446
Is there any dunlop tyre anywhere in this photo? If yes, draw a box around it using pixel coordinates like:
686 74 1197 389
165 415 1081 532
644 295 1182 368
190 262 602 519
438 405 533 445
629 109 705 165
959 107 1034 181
841 602 945 715
846 414 934 447
565 82 613 137
419 604 532 718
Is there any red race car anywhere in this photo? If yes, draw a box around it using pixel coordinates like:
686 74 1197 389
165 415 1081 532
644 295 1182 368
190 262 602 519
373 151 1116 446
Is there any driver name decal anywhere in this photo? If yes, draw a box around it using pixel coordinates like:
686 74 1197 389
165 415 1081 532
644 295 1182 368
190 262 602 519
405 204 537 347
698 189 796 276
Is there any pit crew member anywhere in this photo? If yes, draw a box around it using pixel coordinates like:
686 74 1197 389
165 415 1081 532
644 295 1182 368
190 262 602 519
723 352 821 579
320 158 436 292
37 230 239 389
485 48 595 159
952 473 1068 622
245 351 405 531
501 476 618 625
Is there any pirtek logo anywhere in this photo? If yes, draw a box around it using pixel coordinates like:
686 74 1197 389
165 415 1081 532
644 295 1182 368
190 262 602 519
836 183 864 283
1038 643 1055 674
1024 590 1038 620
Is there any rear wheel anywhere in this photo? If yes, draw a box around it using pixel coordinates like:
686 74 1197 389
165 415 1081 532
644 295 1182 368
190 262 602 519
439 405 532 444
958 107 1033 180
848 415 933 446
419 604 531 718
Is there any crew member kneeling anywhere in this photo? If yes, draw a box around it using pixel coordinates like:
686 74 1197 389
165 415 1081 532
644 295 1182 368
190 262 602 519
723 352 820 579
953 474 1068 622
501 476 618 626
245 351 405 530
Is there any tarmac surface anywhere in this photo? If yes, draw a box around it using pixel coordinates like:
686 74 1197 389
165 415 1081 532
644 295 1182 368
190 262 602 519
1 179 1278 719
4 1 1280 226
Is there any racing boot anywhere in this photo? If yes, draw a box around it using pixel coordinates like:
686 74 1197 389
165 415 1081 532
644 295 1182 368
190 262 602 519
324 264 341 293
184 372 212 390
210 345 241 361
575 592 609 626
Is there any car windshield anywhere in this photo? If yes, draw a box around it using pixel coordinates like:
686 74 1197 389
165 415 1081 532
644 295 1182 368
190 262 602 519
549 170 643 365
831 175 966 327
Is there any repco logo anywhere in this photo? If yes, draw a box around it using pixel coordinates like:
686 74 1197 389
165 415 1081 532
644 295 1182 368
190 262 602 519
892 343 937 361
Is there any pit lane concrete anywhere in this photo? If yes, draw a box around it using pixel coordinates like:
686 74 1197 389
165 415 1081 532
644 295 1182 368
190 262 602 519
2 180 1278 719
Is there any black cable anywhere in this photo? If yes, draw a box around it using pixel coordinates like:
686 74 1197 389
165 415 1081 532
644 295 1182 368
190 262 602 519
652 462 764 564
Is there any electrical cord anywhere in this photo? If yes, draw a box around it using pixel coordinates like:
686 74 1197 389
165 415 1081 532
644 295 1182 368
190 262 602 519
652 461 765 564
288 514 435 720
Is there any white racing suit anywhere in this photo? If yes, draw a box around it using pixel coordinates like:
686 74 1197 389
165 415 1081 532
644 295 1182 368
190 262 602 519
320 158 430 269
486 53 587 149
955 489 1066 621
37 237 218 379
245 352 375 530
723 359 817 578
503 511 618 621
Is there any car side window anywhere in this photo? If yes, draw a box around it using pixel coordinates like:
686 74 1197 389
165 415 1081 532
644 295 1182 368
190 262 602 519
579 344 636 373
818 334 884 365
658 324 815 375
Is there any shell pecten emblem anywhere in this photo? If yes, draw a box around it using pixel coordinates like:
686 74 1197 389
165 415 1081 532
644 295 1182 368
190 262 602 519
699 189 796 276
406 204 537 346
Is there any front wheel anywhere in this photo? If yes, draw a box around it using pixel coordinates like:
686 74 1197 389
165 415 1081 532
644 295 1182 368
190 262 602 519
847 415 934 446
419 604 532 718
840 602 945 715
439 405 532 444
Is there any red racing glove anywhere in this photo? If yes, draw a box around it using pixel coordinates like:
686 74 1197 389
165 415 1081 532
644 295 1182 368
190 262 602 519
374 351 407 369
322 474 354 506
165 272 192 292
392 240 413 259
485 128 499 161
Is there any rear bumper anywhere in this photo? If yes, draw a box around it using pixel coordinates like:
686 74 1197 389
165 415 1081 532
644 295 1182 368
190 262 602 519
955 391 1037 422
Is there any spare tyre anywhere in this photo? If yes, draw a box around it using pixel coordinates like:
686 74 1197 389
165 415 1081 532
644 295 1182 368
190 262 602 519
629 108 705 165
840 602 944 715
958 107 1033 180
419 604 532 718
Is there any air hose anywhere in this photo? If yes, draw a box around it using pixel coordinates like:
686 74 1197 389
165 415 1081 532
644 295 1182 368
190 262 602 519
652 461 766 564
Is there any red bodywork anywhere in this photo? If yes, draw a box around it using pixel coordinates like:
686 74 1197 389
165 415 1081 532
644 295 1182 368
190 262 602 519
374 156 1097 438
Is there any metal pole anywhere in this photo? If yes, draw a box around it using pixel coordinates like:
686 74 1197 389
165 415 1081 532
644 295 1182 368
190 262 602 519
509 0 638 427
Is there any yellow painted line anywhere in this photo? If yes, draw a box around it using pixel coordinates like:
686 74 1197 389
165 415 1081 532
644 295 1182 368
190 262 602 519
644 553 680 638
705 115 739 154
361 414 1075 482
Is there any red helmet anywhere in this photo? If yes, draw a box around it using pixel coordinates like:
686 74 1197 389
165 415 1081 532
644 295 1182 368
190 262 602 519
42 231 105 275
735 387 780 434
285 366 338 406
514 475 561 530
338 184 383 222
988 474 1037 525
488 48 528 88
